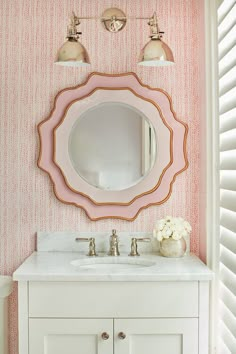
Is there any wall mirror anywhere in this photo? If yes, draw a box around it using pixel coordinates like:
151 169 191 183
38 72 188 220
68 102 157 191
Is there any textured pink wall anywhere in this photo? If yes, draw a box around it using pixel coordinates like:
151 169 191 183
0 1 205 353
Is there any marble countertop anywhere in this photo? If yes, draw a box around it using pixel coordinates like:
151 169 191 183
13 252 213 282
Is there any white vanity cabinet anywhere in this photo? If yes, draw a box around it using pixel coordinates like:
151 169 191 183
29 318 113 354
28 318 198 354
17 279 209 354
115 318 198 354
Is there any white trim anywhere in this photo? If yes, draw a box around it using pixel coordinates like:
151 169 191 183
205 0 220 353
216 0 224 7
18 282 29 354
199 281 210 354
205 1 220 353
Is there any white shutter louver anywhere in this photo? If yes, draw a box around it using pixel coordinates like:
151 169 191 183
218 1 236 353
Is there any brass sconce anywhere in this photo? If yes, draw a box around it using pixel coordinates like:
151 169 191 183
55 11 90 66
138 12 174 66
55 8 174 67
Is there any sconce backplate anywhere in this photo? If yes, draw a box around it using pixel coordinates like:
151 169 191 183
101 8 126 33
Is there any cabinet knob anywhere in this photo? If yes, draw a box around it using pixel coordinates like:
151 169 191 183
101 332 109 340
118 332 126 340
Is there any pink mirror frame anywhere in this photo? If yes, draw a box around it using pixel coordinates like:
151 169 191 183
38 72 188 221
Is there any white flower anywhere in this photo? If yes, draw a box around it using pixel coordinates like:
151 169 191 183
156 231 163 241
153 216 192 241
163 226 172 237
156 222 164 231
172 231 181 240
184 221 192 232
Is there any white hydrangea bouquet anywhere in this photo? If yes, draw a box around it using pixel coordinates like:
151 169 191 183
153 216 192 257
153 216 192 241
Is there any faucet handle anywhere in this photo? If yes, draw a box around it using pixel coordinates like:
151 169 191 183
75 237 97 257
128 237 150 256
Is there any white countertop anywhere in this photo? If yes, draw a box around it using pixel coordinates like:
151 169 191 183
13 252 213 282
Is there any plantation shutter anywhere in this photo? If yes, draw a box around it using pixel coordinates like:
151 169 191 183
218 0 236 353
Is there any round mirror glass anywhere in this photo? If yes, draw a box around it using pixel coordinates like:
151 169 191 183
68 102 157 191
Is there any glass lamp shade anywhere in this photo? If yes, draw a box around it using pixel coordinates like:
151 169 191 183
138 38 174 66
55 39 90 67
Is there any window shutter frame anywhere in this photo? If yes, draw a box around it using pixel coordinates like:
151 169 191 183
218 1 236 353
205 1 221 353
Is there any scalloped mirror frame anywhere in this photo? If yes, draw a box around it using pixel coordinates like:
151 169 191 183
54 88 172 204
38 72 188 221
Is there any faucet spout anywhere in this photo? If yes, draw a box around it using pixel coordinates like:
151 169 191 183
107 229 120 256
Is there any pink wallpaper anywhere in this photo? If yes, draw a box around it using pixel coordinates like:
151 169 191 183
0 1 205 353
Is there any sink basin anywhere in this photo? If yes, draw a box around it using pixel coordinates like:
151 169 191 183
71 257 155 270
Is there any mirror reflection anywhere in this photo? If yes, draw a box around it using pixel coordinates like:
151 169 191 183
69 103 157 191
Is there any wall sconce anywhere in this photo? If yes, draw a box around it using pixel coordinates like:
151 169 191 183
55 12 90 66
138 12 174 66
55 8 174 67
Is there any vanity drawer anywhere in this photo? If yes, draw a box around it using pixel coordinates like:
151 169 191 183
29 281 198 318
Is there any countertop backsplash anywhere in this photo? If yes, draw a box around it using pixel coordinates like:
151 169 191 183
37 231 190 255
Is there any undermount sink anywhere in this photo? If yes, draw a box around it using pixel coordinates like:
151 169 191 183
71 257 155 270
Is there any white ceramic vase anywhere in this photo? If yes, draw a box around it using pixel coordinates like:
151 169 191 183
160 237 187 258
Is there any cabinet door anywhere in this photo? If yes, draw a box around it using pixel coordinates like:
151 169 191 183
29 318 113 354
114 318 198 354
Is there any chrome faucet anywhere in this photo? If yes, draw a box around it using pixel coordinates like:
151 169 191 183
107 229 120 256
